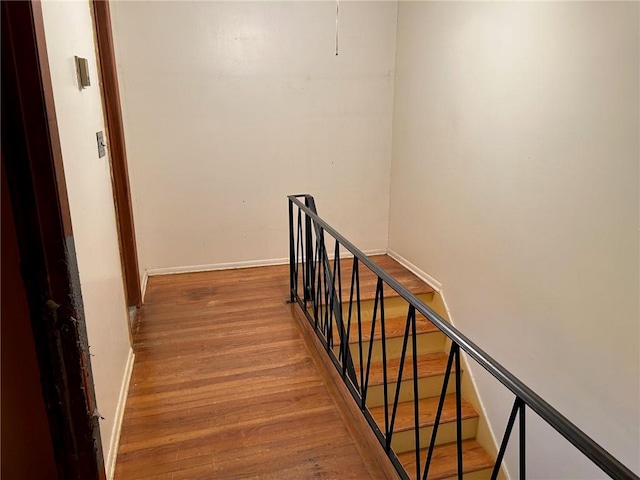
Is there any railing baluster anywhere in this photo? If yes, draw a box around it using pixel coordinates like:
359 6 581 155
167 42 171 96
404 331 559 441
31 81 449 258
304 198 313 302
387 305 414 451
379 280 390 451
321 233 331 341
328 244 338 349
362 276 380 407
456 346 463 480
411 307 421 480
330 241 341 353
520 402 526 480
297 208 305 302
344 257 357 380
314 237 322 330
423 343 458 480
308 221 316 306
355 258 364 402
490 397 523 480
288 200 295 302
336 244 342 360
336 244 342 311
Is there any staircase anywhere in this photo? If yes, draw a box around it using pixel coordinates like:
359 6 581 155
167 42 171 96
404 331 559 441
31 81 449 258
320 255 496 480
289 193 640 480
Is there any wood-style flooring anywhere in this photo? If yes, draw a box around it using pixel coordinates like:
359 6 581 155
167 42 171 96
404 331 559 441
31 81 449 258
113 262 393 479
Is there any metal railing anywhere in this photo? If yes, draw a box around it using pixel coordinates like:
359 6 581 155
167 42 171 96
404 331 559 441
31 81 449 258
288 193 638 480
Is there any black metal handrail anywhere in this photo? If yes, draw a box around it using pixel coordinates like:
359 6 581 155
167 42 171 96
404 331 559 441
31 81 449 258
288 193 638 480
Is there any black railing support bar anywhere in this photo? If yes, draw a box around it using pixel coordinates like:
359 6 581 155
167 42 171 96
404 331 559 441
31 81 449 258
362 278 380 408
344 257 357 379
314 239 322 329
387 305 414 451
332 241 341 354
520 402 526 480
304 197 314 303
423 342 458 480
379 280 390 451
455 346 463 480
313 238 321 329
328 245 339 349
491 397 523 480
411 307 421 480
355 259 364 403
296 209 305 302
288 199 295 302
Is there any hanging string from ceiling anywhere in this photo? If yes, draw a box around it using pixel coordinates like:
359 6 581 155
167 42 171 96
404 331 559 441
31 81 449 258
335 0 339 56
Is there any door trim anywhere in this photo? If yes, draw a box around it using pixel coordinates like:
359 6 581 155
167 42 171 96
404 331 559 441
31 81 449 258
92 0 142 308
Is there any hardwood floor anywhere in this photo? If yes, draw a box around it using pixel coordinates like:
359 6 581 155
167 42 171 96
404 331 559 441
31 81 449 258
114 263 392 479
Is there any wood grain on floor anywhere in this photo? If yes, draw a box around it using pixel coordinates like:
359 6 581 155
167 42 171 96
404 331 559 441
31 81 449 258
114 263 392 479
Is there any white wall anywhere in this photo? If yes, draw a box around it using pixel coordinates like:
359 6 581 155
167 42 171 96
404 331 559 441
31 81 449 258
41 1 132 476
389 2 639 478
110 1 398 278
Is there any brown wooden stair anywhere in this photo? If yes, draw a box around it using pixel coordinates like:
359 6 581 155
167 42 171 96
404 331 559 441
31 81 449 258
397 440 494 480
369 395 479 453
362 352 456 407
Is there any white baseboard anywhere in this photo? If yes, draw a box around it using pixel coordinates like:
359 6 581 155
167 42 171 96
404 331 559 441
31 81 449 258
140 271 149 304
362 248 388 257
146 257 290 277
106 348 135 480
145 249 388 278
326 248 387 260
386 249 443 292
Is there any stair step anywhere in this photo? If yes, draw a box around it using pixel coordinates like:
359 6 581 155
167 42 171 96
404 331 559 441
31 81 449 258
340 293 435 323
369 395 479 453
397 439 494 480
331 312 446 361
367 352 454 386
345 330 446 363
350 313 439 343
370 395 478 433
327 255 434 302
362 352 459 408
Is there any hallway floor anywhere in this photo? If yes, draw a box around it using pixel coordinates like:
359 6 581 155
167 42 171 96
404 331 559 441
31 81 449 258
113 264 387 479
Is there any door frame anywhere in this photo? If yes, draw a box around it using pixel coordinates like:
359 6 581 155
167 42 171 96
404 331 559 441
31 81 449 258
1 1 106 477
92 0 142 308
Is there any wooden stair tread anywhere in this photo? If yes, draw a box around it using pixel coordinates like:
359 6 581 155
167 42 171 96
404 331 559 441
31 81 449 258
349 313 439 344
317 255 434 302
366 352 455 386
369 395 478 433
397 439 494 480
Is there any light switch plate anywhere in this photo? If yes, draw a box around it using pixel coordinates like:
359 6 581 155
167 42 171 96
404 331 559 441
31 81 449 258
75 56 90 89
96 131 106 158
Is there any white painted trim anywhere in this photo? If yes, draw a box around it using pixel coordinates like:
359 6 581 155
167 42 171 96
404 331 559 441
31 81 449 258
140 271 149 304
146 257 290 277
365 248 389 256
145 249 388 277
327 248 388 260
106 348 135 480
386 249 443 292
